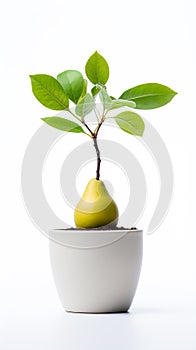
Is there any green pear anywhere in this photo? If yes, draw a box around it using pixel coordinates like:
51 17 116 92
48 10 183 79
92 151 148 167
74 178 119 228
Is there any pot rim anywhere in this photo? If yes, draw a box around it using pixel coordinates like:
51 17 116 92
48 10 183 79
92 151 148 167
49 228 143 250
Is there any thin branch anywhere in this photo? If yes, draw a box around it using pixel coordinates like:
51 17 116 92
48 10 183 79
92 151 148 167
67 109 82 123
67 109 94 137
93 137 101 180
68 106 106 180
94 116 105 136
82 121 95 137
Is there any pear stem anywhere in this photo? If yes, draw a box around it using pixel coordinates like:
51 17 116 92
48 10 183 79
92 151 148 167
93 137 101 180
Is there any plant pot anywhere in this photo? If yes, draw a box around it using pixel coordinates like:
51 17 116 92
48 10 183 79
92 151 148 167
49 228 143 313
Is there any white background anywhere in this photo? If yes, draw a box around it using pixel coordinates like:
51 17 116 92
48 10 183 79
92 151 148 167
0 0 196 349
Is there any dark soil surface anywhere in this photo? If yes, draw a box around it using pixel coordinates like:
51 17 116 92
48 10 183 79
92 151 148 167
53 227 138 231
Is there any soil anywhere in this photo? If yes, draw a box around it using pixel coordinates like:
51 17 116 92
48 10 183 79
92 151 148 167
54 227 138 231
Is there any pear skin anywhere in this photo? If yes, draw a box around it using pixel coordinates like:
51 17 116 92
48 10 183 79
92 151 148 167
74 179 119 228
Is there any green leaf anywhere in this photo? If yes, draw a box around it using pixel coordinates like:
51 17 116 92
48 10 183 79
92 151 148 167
109 99 136 110
78 79 87 101
75 93 95 118
119 83 177 110
57 70 84 104
99 87 112 109
30 74 69 110
91 86 100 97
85 51 109 85
114 111 145 136
41 117 85 133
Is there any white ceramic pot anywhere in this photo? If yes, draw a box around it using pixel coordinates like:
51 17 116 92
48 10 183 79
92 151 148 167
49 229 143 313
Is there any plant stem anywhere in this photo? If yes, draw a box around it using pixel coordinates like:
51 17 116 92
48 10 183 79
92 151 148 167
93 136 101 180
92 116 105 180
69 106 105 180
68 109 82 123
68 109 94 137
82 121 95 137
94 119 103 136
